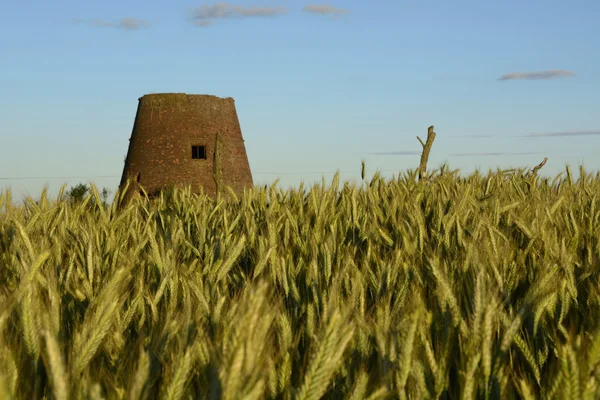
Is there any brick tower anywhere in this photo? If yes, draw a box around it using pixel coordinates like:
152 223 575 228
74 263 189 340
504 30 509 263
119 93 253 202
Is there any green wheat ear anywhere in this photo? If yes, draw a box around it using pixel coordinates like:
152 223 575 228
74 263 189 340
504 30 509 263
0 160 598 398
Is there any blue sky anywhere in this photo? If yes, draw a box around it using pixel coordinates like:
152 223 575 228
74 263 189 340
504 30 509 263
1 0 598 201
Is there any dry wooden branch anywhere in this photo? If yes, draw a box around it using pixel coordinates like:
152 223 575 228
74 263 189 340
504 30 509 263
529 157 548 177
417 126 436 183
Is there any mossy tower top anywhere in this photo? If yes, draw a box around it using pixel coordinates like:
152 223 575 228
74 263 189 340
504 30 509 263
119 93 253 201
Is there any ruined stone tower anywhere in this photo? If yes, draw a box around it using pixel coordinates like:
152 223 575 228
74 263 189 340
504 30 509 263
119 93 253 202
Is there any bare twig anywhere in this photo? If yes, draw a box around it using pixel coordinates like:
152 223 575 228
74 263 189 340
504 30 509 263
526 157 548 178
417 126 436 183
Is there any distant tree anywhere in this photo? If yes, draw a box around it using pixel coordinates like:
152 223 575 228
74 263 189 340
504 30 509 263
64 183 113 207
101 187 112 207
65 183 90 203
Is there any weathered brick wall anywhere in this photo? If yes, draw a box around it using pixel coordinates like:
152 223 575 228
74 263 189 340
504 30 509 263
119 93 253 201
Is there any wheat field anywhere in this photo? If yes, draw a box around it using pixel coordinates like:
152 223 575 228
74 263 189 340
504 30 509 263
1 163 599 399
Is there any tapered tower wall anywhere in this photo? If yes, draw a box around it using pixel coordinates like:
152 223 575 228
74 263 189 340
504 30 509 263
119 93 253 201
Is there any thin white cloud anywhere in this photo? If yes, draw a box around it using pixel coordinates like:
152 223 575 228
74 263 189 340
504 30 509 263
452 152 542 157
362 151 421 156
498 70 575 81
190 3 287 26
451 134 498 138
363 151 543 157
194 20 213 27
526 130 600 137
303 4 350 16
74 18 152 30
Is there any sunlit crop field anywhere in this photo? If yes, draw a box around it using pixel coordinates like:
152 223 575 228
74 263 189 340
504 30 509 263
1 164 599 399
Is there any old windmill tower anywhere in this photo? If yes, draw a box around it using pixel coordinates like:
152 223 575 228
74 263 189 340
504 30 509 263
119 93 253 202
